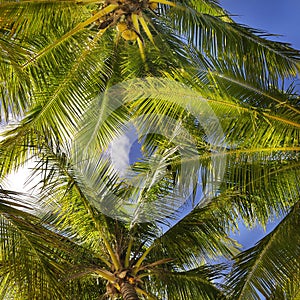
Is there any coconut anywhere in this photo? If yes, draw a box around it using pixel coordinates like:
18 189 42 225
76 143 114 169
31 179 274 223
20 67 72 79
121 29 138 41
149 2 158 10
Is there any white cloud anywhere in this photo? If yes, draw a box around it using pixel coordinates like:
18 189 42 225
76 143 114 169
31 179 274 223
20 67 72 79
109 125 138 177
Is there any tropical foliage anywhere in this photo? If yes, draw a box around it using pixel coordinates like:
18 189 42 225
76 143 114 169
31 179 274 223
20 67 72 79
0 0 299 299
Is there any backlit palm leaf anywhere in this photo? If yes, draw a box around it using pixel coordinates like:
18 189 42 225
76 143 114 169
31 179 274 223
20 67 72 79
226 201 300 300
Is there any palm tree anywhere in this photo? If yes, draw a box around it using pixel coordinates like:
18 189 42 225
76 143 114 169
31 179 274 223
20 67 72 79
0 183 235 299
0 0 299 299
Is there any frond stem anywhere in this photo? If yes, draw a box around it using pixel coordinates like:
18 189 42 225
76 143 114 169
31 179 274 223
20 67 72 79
132 244 155 275
125 236 134 268
22 4 118 69
135 287 157 300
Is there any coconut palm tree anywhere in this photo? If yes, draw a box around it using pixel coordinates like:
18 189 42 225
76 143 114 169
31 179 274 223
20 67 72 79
0 135 299 299
0 0 300 299
0 181 235 299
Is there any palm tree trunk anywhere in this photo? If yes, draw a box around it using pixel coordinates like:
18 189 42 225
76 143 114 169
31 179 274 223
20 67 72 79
120 282 139 300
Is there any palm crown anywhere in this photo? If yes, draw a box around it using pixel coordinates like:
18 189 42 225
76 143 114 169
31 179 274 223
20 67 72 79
0 0 299 299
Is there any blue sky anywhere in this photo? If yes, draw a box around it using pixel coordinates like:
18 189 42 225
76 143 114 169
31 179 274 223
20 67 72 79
221 0 300 49
221 0 300 93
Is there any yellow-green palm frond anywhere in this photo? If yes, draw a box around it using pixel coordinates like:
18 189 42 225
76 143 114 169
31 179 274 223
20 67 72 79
226 201 300 300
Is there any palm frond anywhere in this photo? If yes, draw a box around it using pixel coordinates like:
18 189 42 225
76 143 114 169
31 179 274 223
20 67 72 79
0 190 73 299
222 150 299 227
0 31 114 177
225 200 300 300
150 205 239 269
162 1 300 80
147 264 226 300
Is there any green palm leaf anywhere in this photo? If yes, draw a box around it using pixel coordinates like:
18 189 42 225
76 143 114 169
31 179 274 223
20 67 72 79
226 201 300 300
148 264 226 300
163 1 300 80
0 190 71 299
151 205 239 269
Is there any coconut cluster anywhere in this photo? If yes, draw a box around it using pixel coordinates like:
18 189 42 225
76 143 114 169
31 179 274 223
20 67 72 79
96 0 159 41
116 22 138 41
